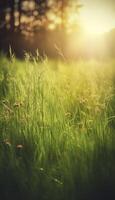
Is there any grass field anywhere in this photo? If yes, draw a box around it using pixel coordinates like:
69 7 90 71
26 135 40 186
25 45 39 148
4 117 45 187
0 54 115 200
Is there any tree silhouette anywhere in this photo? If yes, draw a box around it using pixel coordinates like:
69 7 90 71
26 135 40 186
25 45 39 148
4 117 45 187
0 0 81 35
0 0 82 58
0 1 7 30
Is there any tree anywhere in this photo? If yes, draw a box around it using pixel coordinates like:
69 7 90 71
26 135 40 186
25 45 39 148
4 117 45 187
10 0 15 31
0 0 81 34
0 0 7 30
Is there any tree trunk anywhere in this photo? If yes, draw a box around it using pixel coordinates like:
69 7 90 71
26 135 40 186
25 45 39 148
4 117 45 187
10 0 15 32
18 0 22 32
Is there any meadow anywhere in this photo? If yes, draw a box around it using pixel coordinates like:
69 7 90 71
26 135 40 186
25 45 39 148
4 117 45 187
0 54 115 200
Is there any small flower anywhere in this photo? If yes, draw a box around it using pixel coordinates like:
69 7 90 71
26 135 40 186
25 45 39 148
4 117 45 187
13 102 23 108
53 178 63 185
39 168 44 171
16 144 23 149
4 139 11 146
65 112 71 117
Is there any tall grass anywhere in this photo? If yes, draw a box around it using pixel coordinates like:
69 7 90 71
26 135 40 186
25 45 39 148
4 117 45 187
0 55 115 200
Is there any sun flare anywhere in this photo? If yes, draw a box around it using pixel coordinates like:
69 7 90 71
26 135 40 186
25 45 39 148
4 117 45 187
80 0 115 35
80 12 115 35
82 18 110 35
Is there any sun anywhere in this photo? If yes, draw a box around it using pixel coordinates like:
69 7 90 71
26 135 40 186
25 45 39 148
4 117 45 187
82 18 109 35
80 13 112 35
79 6 115 36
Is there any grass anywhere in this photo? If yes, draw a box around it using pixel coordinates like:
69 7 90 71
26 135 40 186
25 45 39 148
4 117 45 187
0 54 115 200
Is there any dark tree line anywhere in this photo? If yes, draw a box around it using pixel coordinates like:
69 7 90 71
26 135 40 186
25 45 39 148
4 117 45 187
0 0 81 36
0 0 81 58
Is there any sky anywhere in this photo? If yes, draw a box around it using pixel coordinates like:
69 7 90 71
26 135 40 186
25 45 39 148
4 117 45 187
79 0 115 34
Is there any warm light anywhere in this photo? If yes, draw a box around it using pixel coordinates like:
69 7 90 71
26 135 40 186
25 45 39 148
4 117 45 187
81 15 112 35
5 13 11 22
80 2 115 35
68 13 78 25
14 11 19 18
48 23 56 30
28 1 35 10
15 20 19 26
20 15 27 23
22 1 35 11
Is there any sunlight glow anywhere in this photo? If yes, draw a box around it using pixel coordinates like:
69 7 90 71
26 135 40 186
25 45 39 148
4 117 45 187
80 1 115 35
82 17 110 35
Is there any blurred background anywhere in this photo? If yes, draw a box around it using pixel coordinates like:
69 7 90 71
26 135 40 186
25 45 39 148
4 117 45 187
0 0 115 59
